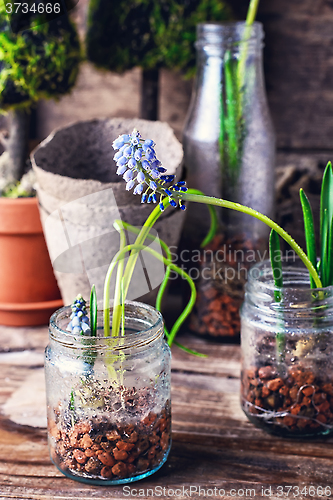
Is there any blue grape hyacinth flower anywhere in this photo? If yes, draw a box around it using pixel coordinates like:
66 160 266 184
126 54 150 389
67 294 90 335
112 129 187 211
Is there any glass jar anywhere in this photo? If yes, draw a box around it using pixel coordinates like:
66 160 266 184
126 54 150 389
183 22 275 339
45 301 171 485
241 260 333 438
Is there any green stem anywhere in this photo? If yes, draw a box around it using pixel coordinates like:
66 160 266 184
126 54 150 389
186 188 218 247
120 222 203 355
111 221 128 337
103 242 196 345
236 0 260 107
181 193 323 288
246 0 260 25
121 201 168 299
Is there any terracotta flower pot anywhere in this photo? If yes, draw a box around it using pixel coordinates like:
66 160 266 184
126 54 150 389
0 197 63 326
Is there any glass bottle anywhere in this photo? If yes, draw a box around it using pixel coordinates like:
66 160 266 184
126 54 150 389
183 22 275 339
241 260 333 438
45 301 171 485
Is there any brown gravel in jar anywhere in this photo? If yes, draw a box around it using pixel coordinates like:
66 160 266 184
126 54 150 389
241 364 333 436
50 400 171 481
189 234 266 338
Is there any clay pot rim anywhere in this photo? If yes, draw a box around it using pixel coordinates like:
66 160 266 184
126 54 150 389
0 298 63 311
0 196 36 205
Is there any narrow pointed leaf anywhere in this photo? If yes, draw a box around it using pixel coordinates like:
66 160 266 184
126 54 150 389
320 161 333 285
90 284 97 337
321 209 329 286
269 229 283 301
327 216 333 286
300 188 317 288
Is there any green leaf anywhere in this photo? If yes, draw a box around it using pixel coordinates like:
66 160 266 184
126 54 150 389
223 50 240 180
269 229 283 301
321 208 329 286
327 215 333 287
300 188 317 288
90 284 97 337
320 161 333 286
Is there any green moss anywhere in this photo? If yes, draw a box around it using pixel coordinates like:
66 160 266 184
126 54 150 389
86 0 232 77
0 6 81 110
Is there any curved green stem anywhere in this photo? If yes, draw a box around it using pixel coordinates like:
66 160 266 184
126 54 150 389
103 242 196 345
120 222 202 353
110 221 127 337
186 188 218 247
121 199 169 299
119 221 172 312
181 193 323 288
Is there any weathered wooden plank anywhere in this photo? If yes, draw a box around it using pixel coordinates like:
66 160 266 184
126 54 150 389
260 0 333 149
1 324 333 499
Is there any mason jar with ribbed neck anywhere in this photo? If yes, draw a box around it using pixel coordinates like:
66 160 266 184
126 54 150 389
241 260 333 438
183 22 275 339
45 301 171 485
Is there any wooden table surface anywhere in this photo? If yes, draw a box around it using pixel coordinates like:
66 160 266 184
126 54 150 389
1 325 333 500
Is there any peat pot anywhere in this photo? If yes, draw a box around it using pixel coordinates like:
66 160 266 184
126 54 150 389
32 118 184 306
241 260 333 438
45 301 171 485
0 197 62 326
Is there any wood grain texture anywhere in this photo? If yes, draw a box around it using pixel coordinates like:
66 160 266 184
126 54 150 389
1 326 333 499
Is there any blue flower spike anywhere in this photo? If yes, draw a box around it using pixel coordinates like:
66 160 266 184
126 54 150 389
67 294 90 335
112 128 188 211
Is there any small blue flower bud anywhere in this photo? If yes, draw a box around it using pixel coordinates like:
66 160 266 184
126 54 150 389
123 146 133 158
142 160 151 170
151 169 159 179
152 193 157 203
72 316 80 327
158 167 167 173
123 170 134 182
164 188 172 196
116 156 128 167
145 148 156 161
150 181 157 191
169 198 177 207
141 193 148 203
134 183 144 195
147 194 153 203
131 130 141 146
128 158 137 169
137 171 145 183
180 187 188 192
116 165 127 175
176 181 186 186
180 202 186 210
112 136 125 150
144 139 155 148
151 160 161 168
159 202 165 211
72 326 81 335
126 180 135 191
173 185 180 191
121 134 131 142
134 149 142 161
113 150 123 161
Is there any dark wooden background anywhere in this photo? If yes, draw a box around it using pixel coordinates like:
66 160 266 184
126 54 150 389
1 0 331 246
35 0 333 248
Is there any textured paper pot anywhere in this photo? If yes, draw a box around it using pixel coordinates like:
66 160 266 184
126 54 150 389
31 118 185 306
